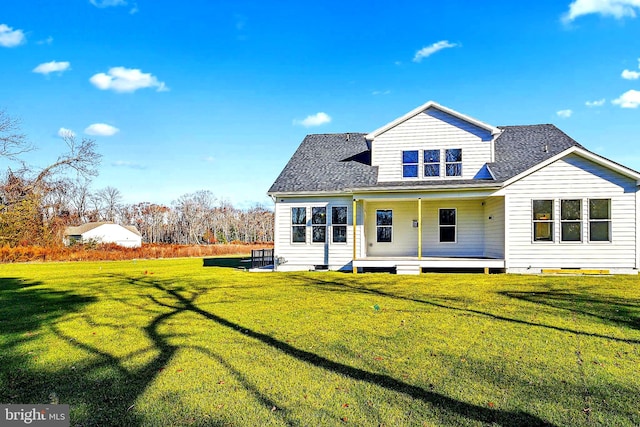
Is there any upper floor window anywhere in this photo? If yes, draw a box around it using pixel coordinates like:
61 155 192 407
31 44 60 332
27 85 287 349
291 207 306 243
402 150 419 178
589 199 611 242
311 207 327 243
424 150 440 177
332 206 348 243
445 149 462 176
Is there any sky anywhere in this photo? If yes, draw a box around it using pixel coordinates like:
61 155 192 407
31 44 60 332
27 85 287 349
1 0 640 209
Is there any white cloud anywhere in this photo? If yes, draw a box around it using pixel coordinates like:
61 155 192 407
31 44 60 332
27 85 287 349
90 0 127 7
293 112 331 127
612 89 640 108
89 67 169 93
37 36 53 45
563 0 640 22
557 109 573 118
203 156 215 163
0 24 26 47
585 98 606 107
413 40 459 62
33 61 71 75
58 127 76 138
622 69 640 80
85 123 120 136
372 90 391 96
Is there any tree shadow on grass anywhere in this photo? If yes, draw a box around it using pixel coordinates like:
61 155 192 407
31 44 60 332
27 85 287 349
292 274 640 345
115 274 555 427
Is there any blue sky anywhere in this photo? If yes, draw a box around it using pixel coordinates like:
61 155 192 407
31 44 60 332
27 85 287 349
2 0 640 208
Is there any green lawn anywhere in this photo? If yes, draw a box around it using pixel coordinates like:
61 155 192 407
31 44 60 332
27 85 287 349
0 259 639 426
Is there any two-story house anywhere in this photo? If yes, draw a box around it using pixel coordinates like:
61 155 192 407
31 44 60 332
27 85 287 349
268 101 640 274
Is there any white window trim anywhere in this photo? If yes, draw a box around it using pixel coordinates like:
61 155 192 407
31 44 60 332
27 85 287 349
376 209 393 243
401 150 420 179
438 208 457 243
532 199 555 244
291 206 307 244
560 199 583 243
423 149 441 179
311 206 327 244
445 148 463 177
331 205 349 244
588 198 612 243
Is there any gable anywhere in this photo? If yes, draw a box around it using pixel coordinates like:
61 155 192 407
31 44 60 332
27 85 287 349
371 107 495 182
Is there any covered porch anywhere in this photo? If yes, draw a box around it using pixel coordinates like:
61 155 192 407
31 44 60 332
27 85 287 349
350 190 505 274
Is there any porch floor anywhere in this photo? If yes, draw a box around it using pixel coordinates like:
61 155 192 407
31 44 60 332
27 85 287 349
353 256 505 269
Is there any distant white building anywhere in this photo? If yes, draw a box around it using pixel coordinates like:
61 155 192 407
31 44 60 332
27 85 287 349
64 222 142 248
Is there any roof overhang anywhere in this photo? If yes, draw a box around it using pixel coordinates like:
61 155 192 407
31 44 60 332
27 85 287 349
365 101 502 141
501 146 640 188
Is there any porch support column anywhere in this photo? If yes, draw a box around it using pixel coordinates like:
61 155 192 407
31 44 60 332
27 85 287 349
418 198 422 260
352 198 357 274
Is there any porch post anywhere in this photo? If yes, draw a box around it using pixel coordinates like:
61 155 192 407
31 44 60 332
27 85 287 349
352 198 357 274
418 198 422 260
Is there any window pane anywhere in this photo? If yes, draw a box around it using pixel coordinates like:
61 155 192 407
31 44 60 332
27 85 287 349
312 207 326 224
424 149 440 163
376 210 392 226
590 221 610 241
439 209 456 226
561 222 581 241
292 207 306 225
440 227 455 242
292 226 306 242
402 150 418 163
333 225 347 243
332 206 347 224
424 164 440 177
533 200 553 220
534 222 553 241
377 226 392 242
590 199 610 220
446 149 462 162
445 163 461 176
403 164 418 177
561 200 581 220
312 226 326 243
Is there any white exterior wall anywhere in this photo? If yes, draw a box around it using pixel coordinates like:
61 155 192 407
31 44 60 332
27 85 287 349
371 109 493 182
82 224 142 248
273 196 361 271
499 154 637 273
363 199 488 257
483 196 505 258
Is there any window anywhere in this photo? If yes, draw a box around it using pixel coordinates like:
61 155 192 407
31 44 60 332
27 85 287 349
291 207 306 243
402 150 418 178
439 208 456 242
533 200 553 242
589 199 611 242
332 206 348 243
424 149 440 177
376 210 392 242
445 149 462 176
311 207 327 243
561 199 582 242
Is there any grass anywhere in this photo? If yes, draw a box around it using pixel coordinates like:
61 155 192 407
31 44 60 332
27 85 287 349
0 259 638 426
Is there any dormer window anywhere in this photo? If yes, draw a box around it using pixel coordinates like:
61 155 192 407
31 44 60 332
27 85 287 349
424 150 440 177
445 149 462 176
402 150 419 178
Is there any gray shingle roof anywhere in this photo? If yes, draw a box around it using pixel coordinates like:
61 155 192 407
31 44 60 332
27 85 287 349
268 124 584 194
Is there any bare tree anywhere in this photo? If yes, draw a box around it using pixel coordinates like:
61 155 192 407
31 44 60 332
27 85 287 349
96 186 122 222
0 110 33 163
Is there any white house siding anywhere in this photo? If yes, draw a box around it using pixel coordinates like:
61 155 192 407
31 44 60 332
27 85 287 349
82 224 142 248
363 198 487 257
371 109 493 182
483 196 505 258
273 196 360 271
499 154 637 273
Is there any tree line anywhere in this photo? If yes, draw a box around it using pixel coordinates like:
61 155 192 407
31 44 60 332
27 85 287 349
0 110 273 247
